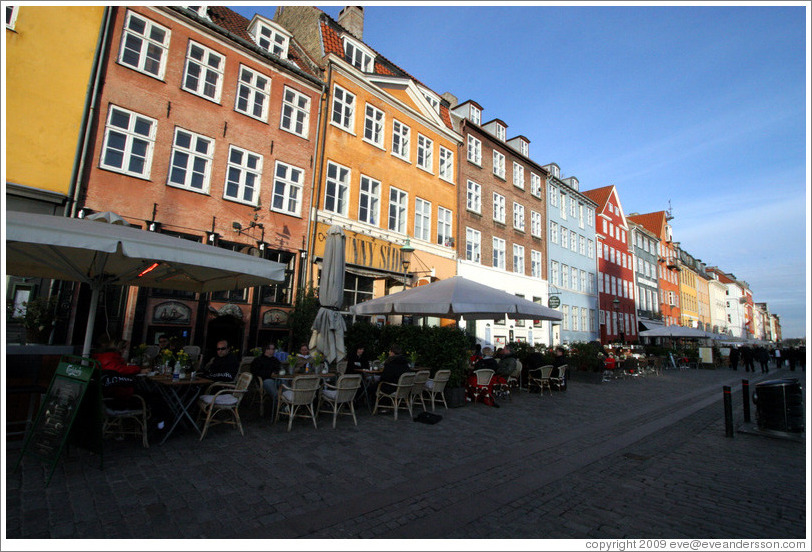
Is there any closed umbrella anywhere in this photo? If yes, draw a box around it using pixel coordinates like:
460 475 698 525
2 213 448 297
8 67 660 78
309 225 347 364
6 211 287 355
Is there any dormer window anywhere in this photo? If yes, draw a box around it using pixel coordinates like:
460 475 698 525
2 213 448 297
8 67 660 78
495 123 506 142
185 6 210 21
249 18 291 58
420 87 440 114
520 141 529 156
343 36 374 72
470 105 481 125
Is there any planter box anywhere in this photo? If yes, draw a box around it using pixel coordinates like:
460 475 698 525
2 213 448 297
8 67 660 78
568 370 604 384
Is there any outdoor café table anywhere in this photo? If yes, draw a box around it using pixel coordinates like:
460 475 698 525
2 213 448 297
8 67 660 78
146 374 212 444
359 368 383 412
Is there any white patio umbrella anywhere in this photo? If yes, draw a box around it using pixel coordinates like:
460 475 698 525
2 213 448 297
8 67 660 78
309 225 347 364
639 325 714 339
349 275 563 321
6 211 287 356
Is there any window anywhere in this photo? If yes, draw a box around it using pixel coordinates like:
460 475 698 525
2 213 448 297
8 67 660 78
571 267 579 291
579 204 585 228
466 228 481 263
549 184 558 206
562 264 569 288
414 198 431 242
253 21 289 58
363 103 385 147
168 127 213 192
324 161 350 215
495 123 506 141
118 11 170 79
343 37 374 71
280 86 311 138
6 5 19 29
513 202 525 231
530 172 542 197
100 105 157 178
492 238 506 270
561 227 568 249
531 211 542 238
470 105 481 125
551 261 559 286
331 84 355 132
271 161 304 215
513 162 525 189
531 250 542 279
572 307 579 331
439 147 454 182
437 207 453 246
358 175 380 225
392 120 410 161
562 305 569 331
580 270 587 292
422 90 440 114
560 192 567 218
590 310 596 332
579 235 586 256
589 273 595 293
588 239 594 259
493 150 505 178
417 134 433 172
182 41 224 102
570 196 577 218
492 193 506 224
466 180 481 214
550 221 559 244
520 141 529 156
513 244 525 274
235 65 270 121
388 187 407 233
603 219 608 233
467 135 482 165
224 146 262 205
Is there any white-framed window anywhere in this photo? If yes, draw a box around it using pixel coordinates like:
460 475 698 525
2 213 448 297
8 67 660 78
492 192 506 224
324 161 350 215
513 202 525 231
560 192 567 219
331 84 355 132
531 250 542 279
550 221 559 244
531 211 542 238
392 120 410 161
579 204 585 228
280 86 311 138
588 239 595 259
466 228 481 263
513 244 525 274
167 127 213 192
562 305 570 331
493 150 506 179
549 183 558 206
589 310 596 332
234 65 270 122
562 264 570 288
492 237 506 270
570 196 577 217
495 123 506 141
118 10 170 79
6 5 19 29
437 207 453 246
388 187 408 233
414 198 431 242
100 105 157 178
603 219 608 233
363 103 385 147
271 160 304 216
467 135 482 165
561 228 568 249
470 105 481 125
589 273 595 294
580 270 587 293
224 145 262 205
439 146 454 182
343 36 374 72
417 134 433 172
513 162 525 189
253 20 289 58
520 141 529 156
571 267 579 291
466 180 482 214
182 40 225 102
579 235 586 256
530 172 542 197
551 261 559 286
598 273 604 293
358 175 380 226
421 90 440 114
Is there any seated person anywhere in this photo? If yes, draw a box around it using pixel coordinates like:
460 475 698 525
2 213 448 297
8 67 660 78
293 343 313 374
251 343 282 414
496 345 518 378
371 344 410 402
200 339 239 382
93 337 148 408
468 347 500 407
345 345 370 374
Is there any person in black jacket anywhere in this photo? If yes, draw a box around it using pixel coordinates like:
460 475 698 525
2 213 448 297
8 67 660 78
200 339 239 382
379 343 411 389
345 345 370 374
251 343 281 414
729 346 740 371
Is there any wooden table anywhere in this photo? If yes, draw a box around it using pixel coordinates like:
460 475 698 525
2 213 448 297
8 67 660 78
144 374 212 444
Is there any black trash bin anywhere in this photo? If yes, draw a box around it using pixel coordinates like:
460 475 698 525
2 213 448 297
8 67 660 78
753 378 804 433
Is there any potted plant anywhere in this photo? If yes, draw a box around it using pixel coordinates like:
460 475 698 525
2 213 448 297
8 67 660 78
17 296 57 344
249 346 263 357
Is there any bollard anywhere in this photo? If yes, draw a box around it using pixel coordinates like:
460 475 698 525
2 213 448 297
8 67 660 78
742 379 750 423
724 386 733 437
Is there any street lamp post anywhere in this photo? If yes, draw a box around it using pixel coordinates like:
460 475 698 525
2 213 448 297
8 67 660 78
400 238 414 288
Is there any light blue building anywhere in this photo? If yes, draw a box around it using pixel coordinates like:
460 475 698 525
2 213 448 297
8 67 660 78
543 163 600 345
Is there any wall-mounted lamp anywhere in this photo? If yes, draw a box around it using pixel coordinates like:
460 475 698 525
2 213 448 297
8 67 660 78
257 241 266 252
206 232 220 245
148 221 162 232
400 238 415 273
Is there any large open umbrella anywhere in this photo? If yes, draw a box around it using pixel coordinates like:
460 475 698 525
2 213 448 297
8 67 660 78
6 211 287 355
349 275 563 321
639 325 714 339
309 225 346 363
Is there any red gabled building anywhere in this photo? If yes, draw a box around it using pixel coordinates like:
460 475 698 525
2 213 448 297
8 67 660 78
582 185 636 344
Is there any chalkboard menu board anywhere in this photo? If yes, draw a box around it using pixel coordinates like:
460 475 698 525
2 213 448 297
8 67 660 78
15 355 100 486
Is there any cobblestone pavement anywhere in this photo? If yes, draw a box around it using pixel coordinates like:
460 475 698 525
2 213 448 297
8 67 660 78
3 365 808 545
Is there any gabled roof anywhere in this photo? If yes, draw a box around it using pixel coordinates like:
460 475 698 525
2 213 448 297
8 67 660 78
581 185 613 212
627 211 667 239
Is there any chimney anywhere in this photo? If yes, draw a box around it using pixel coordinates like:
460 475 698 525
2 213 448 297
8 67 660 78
338 6 364 40
441 92 458 109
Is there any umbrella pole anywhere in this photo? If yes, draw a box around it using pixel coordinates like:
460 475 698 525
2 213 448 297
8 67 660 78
81 284 101 357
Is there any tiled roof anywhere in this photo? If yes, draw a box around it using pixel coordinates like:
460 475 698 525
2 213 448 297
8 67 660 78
321 19 343 57
627 211 666 238
581 185 613 211
208 6 252 42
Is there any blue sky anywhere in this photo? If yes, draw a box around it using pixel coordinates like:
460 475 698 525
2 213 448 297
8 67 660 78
230 2 809 339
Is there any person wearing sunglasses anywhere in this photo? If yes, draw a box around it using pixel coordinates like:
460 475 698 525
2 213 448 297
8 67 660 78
199 339 239 382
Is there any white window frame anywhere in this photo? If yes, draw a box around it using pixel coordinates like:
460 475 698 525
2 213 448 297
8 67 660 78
280 86 311 138
588 239 595 259
118 10 171 80
391 119 410 161
466 228 481 263
324 161 350 216
388 187 408 234
560 192 567 219
467 135 482 165
182 40 225 103
271 160 304 216
167 127 214 193
343 36 374 72
358 175 380 226
331 84 355 132
530 211 542 238
492 237 506 270
253 21 289 58
579 235 586 256
466 180 482 214
234 65 270 122
495 123 506 141
513 202 525 231
6 5 19 30
100 105 157 179
562 306 569 331
439 146 454 183
550 221 559 244
561 227 568 250
437 207 453 246
363 103 385 148
417 134 433 172
530 172 542 197
580 270 587 293
223 145 262 206
470 105 481 125
414 197 432 242
513 162 525 189
531 250 542 279
513 244 525 274
551 261 559 286
549 184 558 206
492 192 506 224
562 264 570 288
493 150 506 179
571 267 579 291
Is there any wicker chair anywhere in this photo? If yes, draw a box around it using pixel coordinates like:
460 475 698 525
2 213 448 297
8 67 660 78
527 365 553 396
197 372 253 440
408 370 431 413
318 374 362 428
276 374 321 431
506 359 523 392
469 368 494 405
373 371 416 421
550 364 568 391
182 345 201 369
102 394 149 448
423 369 451 411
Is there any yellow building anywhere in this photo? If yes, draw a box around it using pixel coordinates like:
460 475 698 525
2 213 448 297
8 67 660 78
678 256 700 328
5 5 107 214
